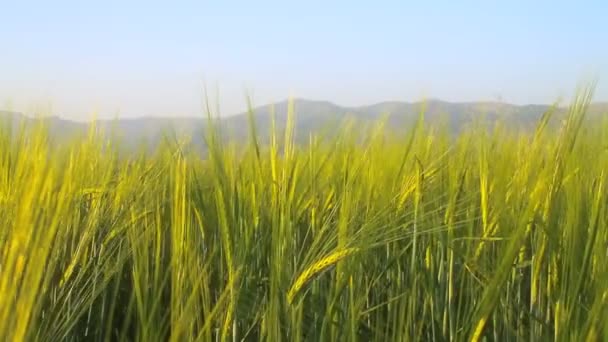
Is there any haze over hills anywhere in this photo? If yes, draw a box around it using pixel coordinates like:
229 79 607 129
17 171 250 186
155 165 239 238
1 99 607 150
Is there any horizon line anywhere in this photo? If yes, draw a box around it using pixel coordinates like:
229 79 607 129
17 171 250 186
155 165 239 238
2 97 607 123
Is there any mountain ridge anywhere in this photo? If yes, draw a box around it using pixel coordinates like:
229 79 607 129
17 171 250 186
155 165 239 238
2 99 607 150
4 98 606 122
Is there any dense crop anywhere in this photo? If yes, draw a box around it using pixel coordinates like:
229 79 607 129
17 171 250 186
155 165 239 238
1 89 607 341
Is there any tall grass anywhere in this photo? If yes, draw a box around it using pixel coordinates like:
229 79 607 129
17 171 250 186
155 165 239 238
0 89 607 341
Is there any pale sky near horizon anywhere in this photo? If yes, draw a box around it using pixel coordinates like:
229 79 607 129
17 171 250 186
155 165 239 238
1 1 607 120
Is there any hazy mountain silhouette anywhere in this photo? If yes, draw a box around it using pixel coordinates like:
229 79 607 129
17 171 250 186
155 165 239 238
1 100 607 151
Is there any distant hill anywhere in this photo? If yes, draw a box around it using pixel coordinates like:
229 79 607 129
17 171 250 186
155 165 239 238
1 100 607 151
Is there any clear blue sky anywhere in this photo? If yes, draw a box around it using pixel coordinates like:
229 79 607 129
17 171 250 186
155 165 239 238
1 0 607 119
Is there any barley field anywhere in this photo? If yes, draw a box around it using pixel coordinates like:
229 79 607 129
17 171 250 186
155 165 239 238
1 89 607 341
